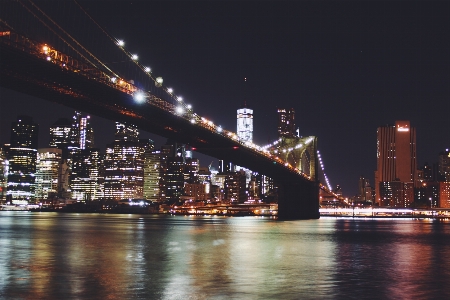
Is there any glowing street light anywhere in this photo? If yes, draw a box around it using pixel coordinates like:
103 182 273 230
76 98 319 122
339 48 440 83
117 40 124 47
131 54 138 60
144 67 151 73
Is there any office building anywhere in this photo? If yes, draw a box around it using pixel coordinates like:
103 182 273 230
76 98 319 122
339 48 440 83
6 116 39 203
277 108 295 138
70 111 94 150
375 121 417 207
237 107 253 143
35 148 62 200
438 149 450 182
143 150 161 202
70 148 101 201
103 123 151 200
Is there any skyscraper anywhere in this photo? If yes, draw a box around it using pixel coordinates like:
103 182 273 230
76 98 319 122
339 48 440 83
70 111 94 150
49 118 72 149
35 148 62 200
277 108 295 138
237 106 253 142
7 116 39 203
103 123 152 200
375 121 417 207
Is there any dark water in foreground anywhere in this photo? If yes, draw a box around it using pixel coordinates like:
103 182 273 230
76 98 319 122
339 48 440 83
1 213 450 299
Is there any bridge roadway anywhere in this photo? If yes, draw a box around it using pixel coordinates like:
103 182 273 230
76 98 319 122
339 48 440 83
0 37 319 219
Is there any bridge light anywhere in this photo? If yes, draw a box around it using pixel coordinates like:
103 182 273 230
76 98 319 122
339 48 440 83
131 54 138 60
190 118 196 124
155 77 163 87
233 146 239 150
46 56 51 61
133 91 145 103
117 40 125 47
177 96 183 102
217 126 223 133
110 77 117 83
42 45 49 53
187 104 192 110
167 88 173 94
144 67 151 73
176 106 184 114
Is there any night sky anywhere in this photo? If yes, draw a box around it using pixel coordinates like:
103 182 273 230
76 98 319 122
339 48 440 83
1 1 449 197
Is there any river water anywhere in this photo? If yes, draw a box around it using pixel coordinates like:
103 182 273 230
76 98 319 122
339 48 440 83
1 212 450 299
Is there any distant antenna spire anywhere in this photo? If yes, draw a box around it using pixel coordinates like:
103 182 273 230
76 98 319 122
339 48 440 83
243 77 248 108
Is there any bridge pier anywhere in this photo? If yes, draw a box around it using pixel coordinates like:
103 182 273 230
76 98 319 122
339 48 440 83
277 179 320 220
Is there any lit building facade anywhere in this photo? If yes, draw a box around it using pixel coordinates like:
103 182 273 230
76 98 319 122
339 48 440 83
237 107 253 142
143 150 161 202
70 111 94 150
224 170 247 203
375 121 417 207
0 148 7 202
438 149 450 182
49 118 72 150
103 123 151 200
439 182 450 208
6 116 39 203
70 148 100 201
35 148 62 200
277 108 295 138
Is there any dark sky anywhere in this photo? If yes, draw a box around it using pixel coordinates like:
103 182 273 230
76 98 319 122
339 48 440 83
1 1 449 197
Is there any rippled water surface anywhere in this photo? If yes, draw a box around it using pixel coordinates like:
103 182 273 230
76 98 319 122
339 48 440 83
1 212 450 299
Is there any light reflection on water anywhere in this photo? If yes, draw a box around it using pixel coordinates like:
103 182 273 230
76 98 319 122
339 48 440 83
1 212 450 299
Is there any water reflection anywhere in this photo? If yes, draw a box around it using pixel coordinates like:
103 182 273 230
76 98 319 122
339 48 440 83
1 213 450 299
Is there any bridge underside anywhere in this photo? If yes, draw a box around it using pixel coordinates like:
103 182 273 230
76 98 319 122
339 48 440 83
0 41 319 219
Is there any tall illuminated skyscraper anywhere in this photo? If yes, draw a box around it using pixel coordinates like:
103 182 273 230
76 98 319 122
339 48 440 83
237 106 253 143
7 116 39 203
70 111 94 150
49 118 72 149
277 108 295 138
35 148 62 200
375 121 417 207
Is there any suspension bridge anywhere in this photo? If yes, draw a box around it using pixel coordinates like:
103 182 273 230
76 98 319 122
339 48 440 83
0 1 338 219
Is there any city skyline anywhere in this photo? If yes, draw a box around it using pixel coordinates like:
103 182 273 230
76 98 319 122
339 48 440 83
1 1 449 196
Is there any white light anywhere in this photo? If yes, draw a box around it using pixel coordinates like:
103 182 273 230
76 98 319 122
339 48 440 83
167 88 173 94
46 56 51 61
177 96 183 102
217 126 223 132
176 106 184 114
131 54 138 60
144 67 151 73
187 104 192 109
134 92 145 103
117 40 124 46
110 77 117 83
190 118 196 124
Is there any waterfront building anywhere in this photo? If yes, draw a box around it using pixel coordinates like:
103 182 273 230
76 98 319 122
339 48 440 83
143 150 161 202
184 183 210 201
375 121 417 207
439 182 450 208
224 170 247 203
35 148 61 200
164 156 185 204
6 116 39 203
103 123 151 200
70 148 100 201
277 108 296 138
0 148 7 202
438 149 450 182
